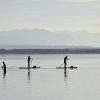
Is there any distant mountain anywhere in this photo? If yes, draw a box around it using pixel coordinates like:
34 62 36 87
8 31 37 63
0 29 100 47
0 48 100 54
0 29 79 46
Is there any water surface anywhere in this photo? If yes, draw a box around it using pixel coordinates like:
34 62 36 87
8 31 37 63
0 54 100 100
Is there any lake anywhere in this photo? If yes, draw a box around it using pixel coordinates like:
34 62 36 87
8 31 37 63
0 54 100 100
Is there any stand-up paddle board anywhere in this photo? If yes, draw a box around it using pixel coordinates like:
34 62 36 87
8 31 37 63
56 66 77 69
19 66 40 69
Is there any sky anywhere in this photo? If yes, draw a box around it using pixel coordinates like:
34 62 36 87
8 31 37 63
0 0 100 32
0 0 100 47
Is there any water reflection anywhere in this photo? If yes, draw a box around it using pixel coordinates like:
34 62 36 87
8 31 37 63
2 73 7 89
64 70 68 87
28 70 31 87
3 73 6 79
64 70 67 77
28 71 30 81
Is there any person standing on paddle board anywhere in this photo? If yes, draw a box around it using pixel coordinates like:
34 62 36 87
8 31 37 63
2 61 7 75
27 56 33 69
64 56 69 68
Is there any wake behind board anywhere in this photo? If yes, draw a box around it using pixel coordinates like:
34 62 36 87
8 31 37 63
19 66 40 69
56 66 77 69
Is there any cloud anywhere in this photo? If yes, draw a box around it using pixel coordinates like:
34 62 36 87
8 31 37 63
0 0 100 32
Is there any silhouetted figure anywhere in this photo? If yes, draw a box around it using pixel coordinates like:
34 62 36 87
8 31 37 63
2 61 7 75
27 56 32 70
64 56 69 71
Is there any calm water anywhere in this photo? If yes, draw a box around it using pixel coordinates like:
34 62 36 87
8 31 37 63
0 54 100 100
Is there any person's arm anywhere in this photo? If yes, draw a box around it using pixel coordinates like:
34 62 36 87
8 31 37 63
67 58 69 60
31 57 33 59
1 65 3 68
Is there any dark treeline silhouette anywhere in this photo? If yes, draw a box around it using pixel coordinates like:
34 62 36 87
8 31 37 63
0 48 100 54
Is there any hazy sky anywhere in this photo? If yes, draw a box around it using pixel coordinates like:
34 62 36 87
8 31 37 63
0 0 100 32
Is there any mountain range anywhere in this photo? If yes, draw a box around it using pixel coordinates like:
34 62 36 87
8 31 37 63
0 28 100 47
